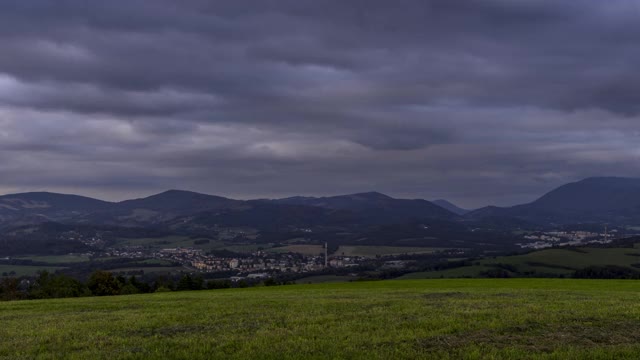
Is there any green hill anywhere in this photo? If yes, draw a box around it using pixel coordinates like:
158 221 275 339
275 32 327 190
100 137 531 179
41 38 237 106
2 279 640 359
466 177 640 225
400 245 640 279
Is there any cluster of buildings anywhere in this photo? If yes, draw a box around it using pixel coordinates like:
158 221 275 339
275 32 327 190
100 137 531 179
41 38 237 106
60 230 106 248
52 230 422 276
519 230 615 249
155 247 365 274
104 247 148 258
55 227 376 275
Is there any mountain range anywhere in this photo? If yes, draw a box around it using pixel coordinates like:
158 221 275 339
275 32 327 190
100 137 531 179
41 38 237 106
431 200 471 215
0 189 456 230
467 177 640 225
1 177 640 230
274 192 455 223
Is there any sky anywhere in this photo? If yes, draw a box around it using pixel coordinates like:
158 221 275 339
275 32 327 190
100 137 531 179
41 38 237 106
1 0 640 208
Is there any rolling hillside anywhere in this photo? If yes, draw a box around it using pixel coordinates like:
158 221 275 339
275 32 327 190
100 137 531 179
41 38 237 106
400 237 640 279
0 190 458 229
432 199 470 215
466 177 640 225
275 192 457 223
0 192 110 227
6 177 640 231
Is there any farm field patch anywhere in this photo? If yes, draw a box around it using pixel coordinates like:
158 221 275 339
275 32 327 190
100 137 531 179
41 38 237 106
334 245 445 257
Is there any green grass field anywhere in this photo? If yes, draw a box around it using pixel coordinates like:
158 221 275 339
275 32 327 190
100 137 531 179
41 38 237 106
109 266 186 275
334 245 445 257
295 275 356 284
135 259 175 266
267 244 325 256
115 236 225 251
15 254 91 264
402 246 640 279
3 279 640 359
0 264 67 277
220 244 272 253
115 236 272 254
400 265 491 279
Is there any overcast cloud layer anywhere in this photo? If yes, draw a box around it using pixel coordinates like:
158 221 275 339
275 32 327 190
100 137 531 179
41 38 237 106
1 0 640 207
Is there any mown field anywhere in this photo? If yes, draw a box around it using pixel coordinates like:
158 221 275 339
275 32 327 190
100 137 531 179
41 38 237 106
16 255 91 264
2 279 640 359
334 245 445 257
115 236 273 254
295 274 356 284
115 236 224 251
267 244 325 256
1 257 184 278
0 264 67 277
401 246 640 279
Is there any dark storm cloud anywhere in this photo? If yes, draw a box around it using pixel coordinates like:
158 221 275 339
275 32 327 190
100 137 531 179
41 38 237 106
1 0 640 206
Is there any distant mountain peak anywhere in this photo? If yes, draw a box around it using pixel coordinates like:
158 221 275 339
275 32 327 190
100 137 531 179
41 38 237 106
161 189 193 194
127 189 232 201
119 189 235 204
153 189 205 196
432 199 470 215
347 191 393 200
276 196 317 202
580 176 635 182
465 176 640 224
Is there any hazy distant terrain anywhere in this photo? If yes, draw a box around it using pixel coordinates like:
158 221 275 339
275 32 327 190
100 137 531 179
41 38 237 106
467 177 640 225
2 177 640 281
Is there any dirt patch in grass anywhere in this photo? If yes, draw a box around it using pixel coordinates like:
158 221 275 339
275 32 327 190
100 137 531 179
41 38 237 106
129 325 215 337
423 292 468 300
417 321 640 351
490 292 522 298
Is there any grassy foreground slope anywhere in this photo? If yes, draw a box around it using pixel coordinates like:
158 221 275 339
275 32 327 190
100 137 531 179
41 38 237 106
2 279 640 359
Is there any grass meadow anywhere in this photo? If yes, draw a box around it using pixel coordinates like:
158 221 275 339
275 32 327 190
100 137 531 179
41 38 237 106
15 255 91 264
267 244 325 256
333 245 444 257
401 246 640 278
0 264 67 277
2 279 640 359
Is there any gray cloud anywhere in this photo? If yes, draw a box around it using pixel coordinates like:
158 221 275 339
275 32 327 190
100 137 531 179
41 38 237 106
0 0 640 207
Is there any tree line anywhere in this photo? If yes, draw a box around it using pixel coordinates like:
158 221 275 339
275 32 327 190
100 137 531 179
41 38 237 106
0 271 291 301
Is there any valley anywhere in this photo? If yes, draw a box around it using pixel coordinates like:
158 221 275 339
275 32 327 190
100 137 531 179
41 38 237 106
3 177 640 284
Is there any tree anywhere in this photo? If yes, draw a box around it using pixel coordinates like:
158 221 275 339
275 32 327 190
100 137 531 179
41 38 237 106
191 275 204 291
264 278 278 286
0 277 24 301
119 284 140 295
128 276 150 293
30 271 89 299
573 265 640 279
480 268 511 278
206 280 231 289
87 271 122 296
177 274 194 291
151 275 174 292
